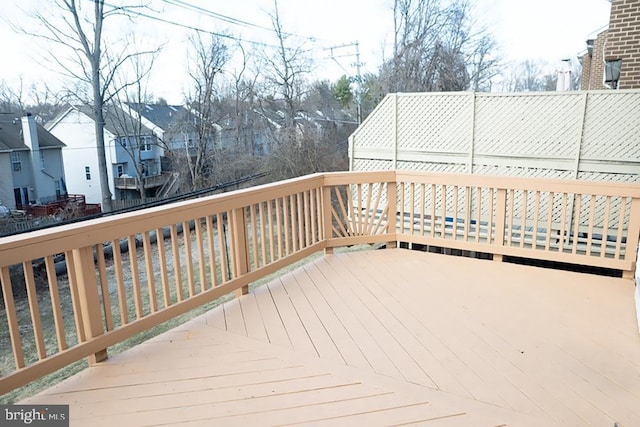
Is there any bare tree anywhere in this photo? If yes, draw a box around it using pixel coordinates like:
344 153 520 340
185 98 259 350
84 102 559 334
179 32 231 191
19 0 156 211
108 44 160 202
498 60 558 92
384 0 498 93
261 0 311 128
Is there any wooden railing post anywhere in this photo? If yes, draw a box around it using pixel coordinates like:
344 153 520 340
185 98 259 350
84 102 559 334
386 181 398 249
322 185 334 254
622 197 640 279
230 207 250 296
71 246 107 364
493 188 507 262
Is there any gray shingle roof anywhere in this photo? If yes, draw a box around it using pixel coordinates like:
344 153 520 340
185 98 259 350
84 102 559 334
0 112 65 152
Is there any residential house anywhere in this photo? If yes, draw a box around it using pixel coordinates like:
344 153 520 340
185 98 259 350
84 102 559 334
47 105 174 205
0 112 67 210
580 0 640 89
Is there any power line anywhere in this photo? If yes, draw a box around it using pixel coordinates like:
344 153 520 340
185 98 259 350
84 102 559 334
159 0 319 43
103 1 283 50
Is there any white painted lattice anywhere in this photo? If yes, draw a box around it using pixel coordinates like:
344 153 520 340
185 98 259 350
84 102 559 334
350 90 640 233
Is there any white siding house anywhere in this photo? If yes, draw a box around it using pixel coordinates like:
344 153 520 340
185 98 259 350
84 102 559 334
47 106 168 205
47 107 114 205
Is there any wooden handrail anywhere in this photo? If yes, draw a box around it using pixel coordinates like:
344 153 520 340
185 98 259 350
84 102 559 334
1 170 639 396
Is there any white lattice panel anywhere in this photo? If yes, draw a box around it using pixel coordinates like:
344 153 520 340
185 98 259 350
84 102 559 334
352 158 394 171
352 91 640 181
396 93 472 153
351 91 640 233
581 92 640 160
351 95 395 149
396 160 467 174
474 93 584 158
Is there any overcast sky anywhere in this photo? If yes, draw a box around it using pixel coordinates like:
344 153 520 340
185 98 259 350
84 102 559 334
0 0 612 103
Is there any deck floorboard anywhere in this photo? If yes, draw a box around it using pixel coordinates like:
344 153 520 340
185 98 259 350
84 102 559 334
21 248 640 426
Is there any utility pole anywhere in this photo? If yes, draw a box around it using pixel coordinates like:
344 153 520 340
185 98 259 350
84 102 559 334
325 41 365 124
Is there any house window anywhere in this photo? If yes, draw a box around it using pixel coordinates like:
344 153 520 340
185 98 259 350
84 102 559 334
140 136 152 151
119 137 127 147
605 59 622 89
11 152 21 172
55 180 61 198
116 164 125 177
40 152 45 170
85 166 91 180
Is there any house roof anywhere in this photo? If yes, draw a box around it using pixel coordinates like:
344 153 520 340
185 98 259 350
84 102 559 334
127 103 188 132
0 112 66 152
48 105 156 137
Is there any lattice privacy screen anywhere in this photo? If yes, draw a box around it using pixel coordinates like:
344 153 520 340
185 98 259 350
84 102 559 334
350 90 640 229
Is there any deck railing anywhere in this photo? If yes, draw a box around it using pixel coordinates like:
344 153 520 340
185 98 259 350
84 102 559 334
1 171 639 395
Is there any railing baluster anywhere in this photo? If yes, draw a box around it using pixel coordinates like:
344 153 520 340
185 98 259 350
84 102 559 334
520 190 529 248
275 199 283 259
195 218 207 293
267 200 276 258
558 193 567 253
430 184 436 238
216 213 229 283
1 266 25 369
507 189 514 246
532 191 540 250
65 250 86 341
453 185 459 240
44 255 69 348
156 227 172 306
111 241 128 325
400 182 406 234
260 202 268 265
170 224 183 301
22 261 46 360
441 185 447 238
143 232 158 312
310 190 317 243
205 216 218 288
250 204 259 268
614 197 627 260
94 245 113 331
494 188 507 260
545 193 554 252
420 184 426 237
572 195 582 255
386 181 397 246
601 196 612 258
183 221 196 297
464 186 470 241
304 191 311 246
127 235 144 319
586 196 596 256
297 192 304 248
409 182 415 236
283 196 291 254
488 188 495 244
476 187 482 243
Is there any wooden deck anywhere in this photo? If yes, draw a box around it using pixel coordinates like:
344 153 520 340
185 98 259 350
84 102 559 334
21 248 640 426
